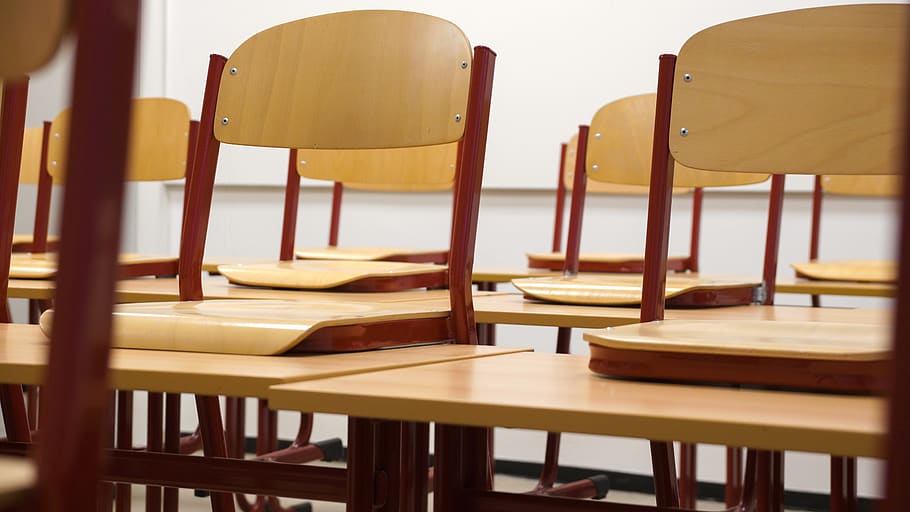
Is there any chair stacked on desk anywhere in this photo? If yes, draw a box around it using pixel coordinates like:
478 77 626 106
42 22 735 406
10 125 55 255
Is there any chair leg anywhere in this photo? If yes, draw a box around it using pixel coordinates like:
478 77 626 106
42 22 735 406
163 394 181 512
726 447 744 508
195 394 235 512
651 441 680 508
679 443 698 508
115 391 133 512
146 392 163 512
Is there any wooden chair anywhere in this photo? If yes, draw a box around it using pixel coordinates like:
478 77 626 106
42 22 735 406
7 98 194 281
11 124 57 254
792 174 900 305
217 142 459 290
583 4 905 510
0 0 142 510
528 111 701 274
513 93 768 307
284 143 457 265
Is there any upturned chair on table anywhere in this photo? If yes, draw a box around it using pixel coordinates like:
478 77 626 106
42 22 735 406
583 4 906 511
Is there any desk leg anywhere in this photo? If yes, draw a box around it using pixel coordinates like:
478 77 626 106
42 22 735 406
163 394 180 512
99 392 116 512
116 391 134 512
434 424 491 512
650 441 680 508
146 392 163 512
195 395 235 512
400 422 429 512
726 447 744 508
679 443 697 509
475 282 496 346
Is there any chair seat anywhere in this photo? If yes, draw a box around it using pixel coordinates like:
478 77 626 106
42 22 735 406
11 233 59 252
791 259 895 283
585 320 889 392
218 260 448 291
8 252 177 279
512 273 760 307
295 246 448 264
39 299 452 355
526 251 690 273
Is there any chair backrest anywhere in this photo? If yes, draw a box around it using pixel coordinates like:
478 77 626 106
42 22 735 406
18 123 55 252
181 10 495 343
47 97 191 182
19 126 48 185
643 4 906 322
286 143 458 251
0 0 68 78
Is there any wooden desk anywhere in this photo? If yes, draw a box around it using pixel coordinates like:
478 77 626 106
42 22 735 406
0 455 33 507
472 293 890 328
776 277 895 298
8 276 499 304
0 324 528 396
269 351 883 457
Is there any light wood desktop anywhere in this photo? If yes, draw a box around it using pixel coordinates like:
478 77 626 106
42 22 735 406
269 351 883 457
776 277 894 298
0 455 34 507
0 323 528 397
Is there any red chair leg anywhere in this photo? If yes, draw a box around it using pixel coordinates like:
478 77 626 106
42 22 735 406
651 441 680 508
146 392 163 512
163 394 181 512
679 442 698 508
726 447 744 508
195 395 234 512
115 391 133 512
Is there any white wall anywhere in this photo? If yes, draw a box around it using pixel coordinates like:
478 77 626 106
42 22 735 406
13 0 899 500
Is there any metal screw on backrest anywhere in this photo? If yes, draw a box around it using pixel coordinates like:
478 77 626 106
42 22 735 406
594 133 601 139
221 117 229 125
683 73 692 82
680 128 689 136
461 61 467 69
300 161 307 167
592 165 599 171
230 67 238 75
53 133 60 138
454 114 462 122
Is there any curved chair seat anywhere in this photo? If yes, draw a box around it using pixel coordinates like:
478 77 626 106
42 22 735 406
791 259 895 283
295 246 448 264
40 299 451 355
585 319 890 392
218 260 448 292
8 252 178 279
527 251 690 273
11 233 59 252
512 274 760 307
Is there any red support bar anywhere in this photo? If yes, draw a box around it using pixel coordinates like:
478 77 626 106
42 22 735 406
563 126 589 277
687 187 703 273
329 181 343 247
180 119 200 232
178 54 227 301
0 78 29 321
34 1 140 510
640 54 678 323
280 148 301 261
762 175 786 306
31 121 53 254
552 142 568 253
810 175 822 261
449 46 496 346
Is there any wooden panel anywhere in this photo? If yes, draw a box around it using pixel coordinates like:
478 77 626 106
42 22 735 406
39 299 450 355
776 277 894 298
297 143 457 189
214 11 471 149
585 320 889 361
669 4 907 174
586 93 768 187
294 247 444 261
0 0 68 78
47 98 191 182
822 175 900 197
792 259 895 283
511 273 760 306
18 126 44 184
218 260 446 289
0 323 528 396
268 352 884 457
8 252 176 279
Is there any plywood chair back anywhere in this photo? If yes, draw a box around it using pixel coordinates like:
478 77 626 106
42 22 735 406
12 124 56 253
0 0 68 79
639 3 905 322
180 10 496 346
799 174 902 289
280 142 458 263
539 123 701 273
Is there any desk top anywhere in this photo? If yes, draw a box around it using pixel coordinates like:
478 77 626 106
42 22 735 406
776 277 895 298
0 455 33 507
8 276 473 303
0 324 528 397
269 351 884 457
472 294 890 328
